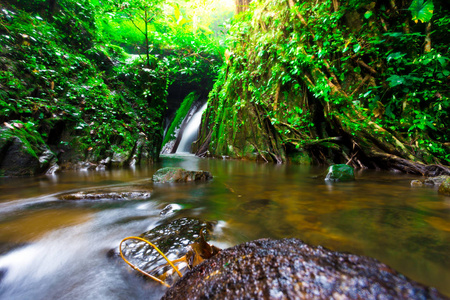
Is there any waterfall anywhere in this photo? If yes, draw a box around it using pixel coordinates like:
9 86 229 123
176 103 207 153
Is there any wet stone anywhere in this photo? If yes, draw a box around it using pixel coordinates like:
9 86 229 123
119 218 215 280
163 238 446 300
59 187 151 201
152 167 213 183
324 164 355 182
438 177 450 196
424 175 450 186
159 204 182 216
411 180 423 187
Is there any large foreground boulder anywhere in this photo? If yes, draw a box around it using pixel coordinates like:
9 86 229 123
152 167 213 183
162 238 445 300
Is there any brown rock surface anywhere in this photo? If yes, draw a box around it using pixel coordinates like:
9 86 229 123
162 238 446 300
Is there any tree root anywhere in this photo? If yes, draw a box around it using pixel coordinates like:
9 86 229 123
367 152 450 176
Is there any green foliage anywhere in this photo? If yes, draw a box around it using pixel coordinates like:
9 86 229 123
0 2 170 164
409 0 434 23
200 0 450 164
0 0 228 170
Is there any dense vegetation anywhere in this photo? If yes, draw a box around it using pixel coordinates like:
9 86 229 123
0 0 230 175
196 0 450 175
1 0 449 176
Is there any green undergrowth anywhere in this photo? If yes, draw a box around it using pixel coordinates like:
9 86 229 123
199 0 450 166
0 1 168 166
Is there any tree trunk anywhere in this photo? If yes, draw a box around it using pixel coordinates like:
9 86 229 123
234 0 251 14
145 9 150 67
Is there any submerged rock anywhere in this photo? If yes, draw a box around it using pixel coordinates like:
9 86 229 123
59 187 151 201
163 238 445 300
152 167 213 183
424 175 450 186
438 177 450 196
159 204 183 217
324 164 355 182
410 175 450 187
410 175 450 192
411 179 423 187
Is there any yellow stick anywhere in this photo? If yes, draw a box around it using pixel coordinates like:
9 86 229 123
119 236 183 287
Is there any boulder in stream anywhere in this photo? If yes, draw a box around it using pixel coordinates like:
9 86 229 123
324 164 355 182
152 167 213 183
423 175 450 186
59 187 151 201
118 217 216 284
162 238 445 300
438 177 450 196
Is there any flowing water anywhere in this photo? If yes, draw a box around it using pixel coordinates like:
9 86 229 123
176 103 207 153
0 154 449 299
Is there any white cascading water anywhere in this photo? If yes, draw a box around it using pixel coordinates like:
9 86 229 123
176 103 207 153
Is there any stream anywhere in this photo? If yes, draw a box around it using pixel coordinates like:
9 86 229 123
0 154 449 299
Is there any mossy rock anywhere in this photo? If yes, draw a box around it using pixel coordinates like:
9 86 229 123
152 167 213 183
324 164 355 182
0 125 56 176
438 177 450 196
0 136 41 176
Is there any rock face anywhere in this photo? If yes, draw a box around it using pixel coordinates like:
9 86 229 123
324 164 355 182
0 134 56 176
438 177 450 196
162 238 445 300
152 167 213 183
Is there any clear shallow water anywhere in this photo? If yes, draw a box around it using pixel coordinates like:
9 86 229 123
0 154 449 299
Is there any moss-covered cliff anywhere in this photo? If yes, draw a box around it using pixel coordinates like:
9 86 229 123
197 0 450 175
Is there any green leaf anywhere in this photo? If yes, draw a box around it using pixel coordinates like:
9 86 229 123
409 0 434 23
364 11 373 19
387 75 405 87
353 43 361 53
387 52 405 62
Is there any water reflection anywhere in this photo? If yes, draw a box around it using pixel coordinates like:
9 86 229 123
0 155 449 298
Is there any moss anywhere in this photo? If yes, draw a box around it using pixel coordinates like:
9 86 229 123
163 91 198 146
0 122 45 159
287 151 312 165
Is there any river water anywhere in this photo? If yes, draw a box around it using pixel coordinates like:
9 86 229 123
0 154 449 299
